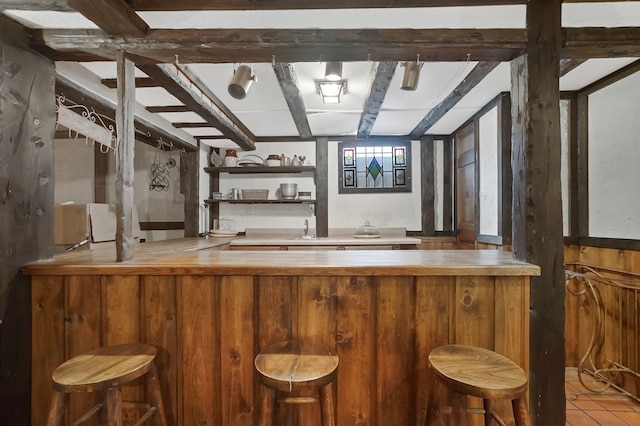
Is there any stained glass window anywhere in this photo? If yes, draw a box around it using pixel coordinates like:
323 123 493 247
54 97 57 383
338 140 411 193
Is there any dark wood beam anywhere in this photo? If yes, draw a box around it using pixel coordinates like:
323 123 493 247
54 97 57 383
0 1 72 10
101 76 157 88
563 27 640 58
409 61 500 138
130 0 526 10
115 50 136 262
196 135 315 143
272 63 312 139
172 122 213 128
511 0 565 424
68 0 148 36
139 63 255 150
357 61 397 139
55 80 197 151
179 64 255 141
146 105 190 113
30 28 527 63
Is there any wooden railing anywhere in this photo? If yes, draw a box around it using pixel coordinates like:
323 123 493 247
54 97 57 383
565 262 640 402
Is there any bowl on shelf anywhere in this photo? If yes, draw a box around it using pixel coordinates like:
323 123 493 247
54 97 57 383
266 155 281 167
279 183 298 199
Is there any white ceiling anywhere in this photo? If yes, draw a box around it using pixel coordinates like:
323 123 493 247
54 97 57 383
3 3 640 149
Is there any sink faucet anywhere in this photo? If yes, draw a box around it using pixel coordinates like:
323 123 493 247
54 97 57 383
303 219 309 237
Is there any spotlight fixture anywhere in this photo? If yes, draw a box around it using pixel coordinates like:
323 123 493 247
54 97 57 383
228 65 256 100
324 62 343 81
400 55 422 91
316 79 348 104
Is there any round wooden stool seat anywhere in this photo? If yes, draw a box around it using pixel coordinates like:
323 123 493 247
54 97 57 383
254 340 339 426
426 345 531 426
47 343 167 426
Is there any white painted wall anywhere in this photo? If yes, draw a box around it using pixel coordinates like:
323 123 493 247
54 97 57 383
205 140 423 233
54 138 185 242
478 106 499 236
54 138 95 204
560 99 570 236
588 70 640 239
328 140 422 231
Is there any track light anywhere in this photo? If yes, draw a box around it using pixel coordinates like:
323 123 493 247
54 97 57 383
228 65 256 100
325 62 343 81
400 56 422 91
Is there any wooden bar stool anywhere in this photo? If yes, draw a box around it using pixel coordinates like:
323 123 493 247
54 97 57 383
254 340 339 426
46 343 167 426
425 344 531 426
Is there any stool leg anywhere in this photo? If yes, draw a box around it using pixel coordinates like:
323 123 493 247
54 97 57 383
146 363 168 426
46 390 67 426
483 399 496 426
512 396 531 426
258 385 276 426
319 383 336 426
105 387 123 426
450 390 467 426
425 372 446 426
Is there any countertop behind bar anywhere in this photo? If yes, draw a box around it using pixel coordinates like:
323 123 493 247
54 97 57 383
23 237 540 277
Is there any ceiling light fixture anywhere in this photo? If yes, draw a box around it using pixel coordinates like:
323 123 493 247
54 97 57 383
400 55 422 91
228 65 256 100
324 62 343 81
316 79 348 104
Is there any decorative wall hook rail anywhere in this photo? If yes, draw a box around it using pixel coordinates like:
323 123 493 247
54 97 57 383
565 262 640 403
55 94 117 153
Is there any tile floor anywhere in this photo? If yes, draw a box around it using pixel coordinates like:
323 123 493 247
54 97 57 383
565 367 640 425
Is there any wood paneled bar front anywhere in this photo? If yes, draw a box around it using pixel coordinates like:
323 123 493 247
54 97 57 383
24 239 539 425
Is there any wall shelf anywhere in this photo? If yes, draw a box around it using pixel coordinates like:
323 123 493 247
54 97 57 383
204 166 315 174
205 199 316 205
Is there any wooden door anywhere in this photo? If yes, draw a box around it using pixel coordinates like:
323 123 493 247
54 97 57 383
456 123 476 243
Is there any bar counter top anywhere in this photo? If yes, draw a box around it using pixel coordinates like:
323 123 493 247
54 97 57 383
23 236 539 277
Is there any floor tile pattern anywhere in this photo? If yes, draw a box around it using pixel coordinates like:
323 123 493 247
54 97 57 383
565 367 640 425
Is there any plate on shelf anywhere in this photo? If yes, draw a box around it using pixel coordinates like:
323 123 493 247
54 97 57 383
209 230 238 236
352 234 381 239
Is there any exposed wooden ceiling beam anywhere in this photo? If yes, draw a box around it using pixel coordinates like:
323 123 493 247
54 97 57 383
146 105 191 113
273 63 312 139
2 0 625 12
409 61 500 138
172 122 212 128
139 63 255 150
178 64 256 141
101 77 157 88
196 135 316 143
562 27 640 58
67 0 148 36
0 1 72 11
357 61 397 139
55 79 197 151
130 1 526 11
30 28 527 63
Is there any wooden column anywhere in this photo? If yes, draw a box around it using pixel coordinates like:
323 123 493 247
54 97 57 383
115 50 136 261
183 149 200 237
421 135 435 235
510 1 565 425
315 137 328 237
498 93 512 244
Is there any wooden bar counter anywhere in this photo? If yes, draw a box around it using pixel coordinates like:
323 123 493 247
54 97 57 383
24 238 539 425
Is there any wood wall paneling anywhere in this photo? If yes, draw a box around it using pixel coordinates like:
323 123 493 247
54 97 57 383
31 271 531 425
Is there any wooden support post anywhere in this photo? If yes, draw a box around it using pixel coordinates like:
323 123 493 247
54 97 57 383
510 1 565 425
115 49 136 262
421 135 435 236
315 137 328 237
183 149 200 237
